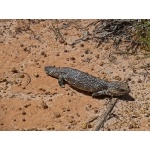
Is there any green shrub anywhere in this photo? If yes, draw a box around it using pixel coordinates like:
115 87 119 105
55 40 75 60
134 20 150 51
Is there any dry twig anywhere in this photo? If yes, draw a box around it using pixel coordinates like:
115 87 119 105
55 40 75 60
22 72 31 86
93 98 118 131
51 21 65 43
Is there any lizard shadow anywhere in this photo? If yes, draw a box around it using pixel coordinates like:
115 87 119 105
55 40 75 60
70 86 135 102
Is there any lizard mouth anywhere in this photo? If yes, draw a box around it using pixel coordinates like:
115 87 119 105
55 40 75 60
44 66 59 78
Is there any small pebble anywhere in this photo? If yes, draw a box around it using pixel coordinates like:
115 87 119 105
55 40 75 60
145 113 150 117
33 72 39 77
72 121 77 126
104 46 109 50
76 113 80 117
123 68 126 72
59 39 65 44
41 101 48 109
95 54 99 59
85 49 90 54
64 32 68 35
128 124 134 129
64 42 67 45
67 125 71 129
54 112 61 118
18 107 22 110
20 43 24 47
64 49 68 52
11 67 18 73
56 53 60 56
67 118 74 123
39 88 46 92
88 123 92 128
94 109 99 114
82 123 87 129
41 51 45 55
70 57 75 60
22 111 26 115
114 76 122 81
47 127 52 130
41 51 47 57
80 43 84 47
99 61 104 66
137 78 142 83
22 118 26 122
128 77 132 81
0 78 7 82
67 108 70 111
19 73 24 78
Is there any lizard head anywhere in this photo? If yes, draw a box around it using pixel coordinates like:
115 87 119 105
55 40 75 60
107 81 131 96
45 66 59 78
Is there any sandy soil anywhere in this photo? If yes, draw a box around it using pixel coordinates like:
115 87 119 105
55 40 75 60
0 20 150 131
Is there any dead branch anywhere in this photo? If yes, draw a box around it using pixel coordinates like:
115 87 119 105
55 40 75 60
70 36 92 46
70 20 137 49
93 98 118 131
50 22 65 43
85 20 101 28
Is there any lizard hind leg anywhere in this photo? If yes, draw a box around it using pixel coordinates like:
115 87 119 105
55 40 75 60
92 90 112 97
58 74 65 88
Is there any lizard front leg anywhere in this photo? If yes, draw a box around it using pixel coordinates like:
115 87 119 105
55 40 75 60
58 74 65 88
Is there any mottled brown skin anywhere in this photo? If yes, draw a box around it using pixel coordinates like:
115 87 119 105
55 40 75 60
45 66 130 97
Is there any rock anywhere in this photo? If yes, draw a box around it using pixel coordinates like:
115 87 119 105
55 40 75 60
11 67 18 73
82 123 87 129
41 101 48 109
59 39 65 44
19 73 24 78
85 49 90 54
114 76 122 81
67 118 74 123
41 51 47 57
80 43 84 47
22 87 26 89
33 72 39 77
145 113 150 117
88 123 92 128
128 124 134 129
39 88 46 92
54 112 61 118
22 118 26 122
22 111 26 115
137 78 142 83
70 57 76 60
99 61 104 66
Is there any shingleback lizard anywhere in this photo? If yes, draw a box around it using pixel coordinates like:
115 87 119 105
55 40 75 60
45 66 130 97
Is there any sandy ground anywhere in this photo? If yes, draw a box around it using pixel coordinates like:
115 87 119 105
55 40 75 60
0 20 150 131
